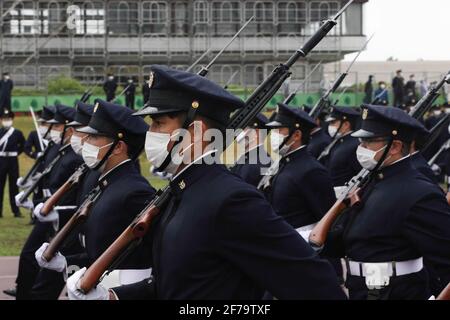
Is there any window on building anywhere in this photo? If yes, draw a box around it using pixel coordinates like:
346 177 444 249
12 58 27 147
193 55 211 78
142 1 168 34
107 1 139 35
170 2 188 35
244 1 274 35
5 1 40 35
309 1 340 35
211 1 241 35
277 1 307 35
73 1 105 35
342 2 363 35
194 1 209 34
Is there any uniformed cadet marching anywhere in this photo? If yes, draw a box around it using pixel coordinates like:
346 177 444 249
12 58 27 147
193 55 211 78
229 113 272 187
325 105 450 300
103 74 118 102
35 99 156 297
0 110 25 218
263 103 336 239
28 101 101 299
66 65 346 300
14 104 83 300
303 105 332 159
321 106 362 187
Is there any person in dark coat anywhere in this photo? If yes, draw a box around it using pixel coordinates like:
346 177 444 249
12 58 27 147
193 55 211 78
363 75 374 104
142 76 150 106
66 65 346 300
103 74 117 102
405 74 417 107
125 78 136 110
320 106 362 187
0 72 14 113
392 69 405 108
230 113 272 187
0 110 25 218
324 105 450 300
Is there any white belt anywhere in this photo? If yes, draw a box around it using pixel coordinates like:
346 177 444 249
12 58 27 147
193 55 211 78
347 257 423 277
0 151 18 157
295 223 317 241
99 268 152 290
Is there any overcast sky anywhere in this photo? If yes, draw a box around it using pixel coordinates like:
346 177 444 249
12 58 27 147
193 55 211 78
345 0 449 61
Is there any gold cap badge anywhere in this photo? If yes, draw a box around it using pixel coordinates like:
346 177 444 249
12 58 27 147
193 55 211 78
362 109 368 120
148 72 154 88
192 101 199 109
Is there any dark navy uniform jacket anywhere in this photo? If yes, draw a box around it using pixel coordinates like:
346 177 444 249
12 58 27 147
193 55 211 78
325 132 362 186
0 127 25 160
113 161 345 300
307 128 332 159
229 144 271 187
411 151 437 184
24 130 43 159
264 147 336 229
67 160 156 269
328 158 450 299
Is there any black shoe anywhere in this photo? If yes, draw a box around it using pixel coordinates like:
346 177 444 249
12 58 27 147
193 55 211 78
3 287 16 297
14 212 23 218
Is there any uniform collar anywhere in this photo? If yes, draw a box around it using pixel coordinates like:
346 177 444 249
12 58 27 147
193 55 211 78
375 155 412 181
311 127 322 135
169 150 218 197
98 159 132 188
283 145 307 162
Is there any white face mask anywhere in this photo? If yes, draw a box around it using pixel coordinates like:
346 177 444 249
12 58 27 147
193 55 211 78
356 144 388 171
380 84 386 89
145 127 196 176
81 141 114 170
2 120 13 128
70 135 84 155
38 125 48 137
270 131 293 156
108 76 114 80
50 129 62 144
328 125 341 138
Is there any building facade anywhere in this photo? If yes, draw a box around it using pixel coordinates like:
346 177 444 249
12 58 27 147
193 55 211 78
0 0 368 91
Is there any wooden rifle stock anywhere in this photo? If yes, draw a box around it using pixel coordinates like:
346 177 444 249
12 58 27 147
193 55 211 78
42 199 93 262
309 200 347 250
79 188 170 293
437 282 450 300
40 165 88 216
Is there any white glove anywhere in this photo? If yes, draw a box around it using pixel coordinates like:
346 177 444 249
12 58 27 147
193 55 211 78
33 202 59 223
67 267 110 300
431 164 441 175
17 177 24 188
35 242 67 273
429 295 436 300
15 191 34 209
150 165 173 180
36 152 44 158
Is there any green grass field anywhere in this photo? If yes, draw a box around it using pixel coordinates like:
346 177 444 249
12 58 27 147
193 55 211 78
0 116 167 256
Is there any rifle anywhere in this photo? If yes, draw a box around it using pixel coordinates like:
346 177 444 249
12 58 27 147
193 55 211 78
197 16 254 77
437 282 450 300
30 106 45 152
81 80 102 103
18 144 72 203
309 73 450 251
422 114 450 163
309 34 374 120
283 61 323 105
19 140 55 188
112 84 131 102
223 71 239 90
42 185 102 262
39 164 89 216
78 0 353 293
